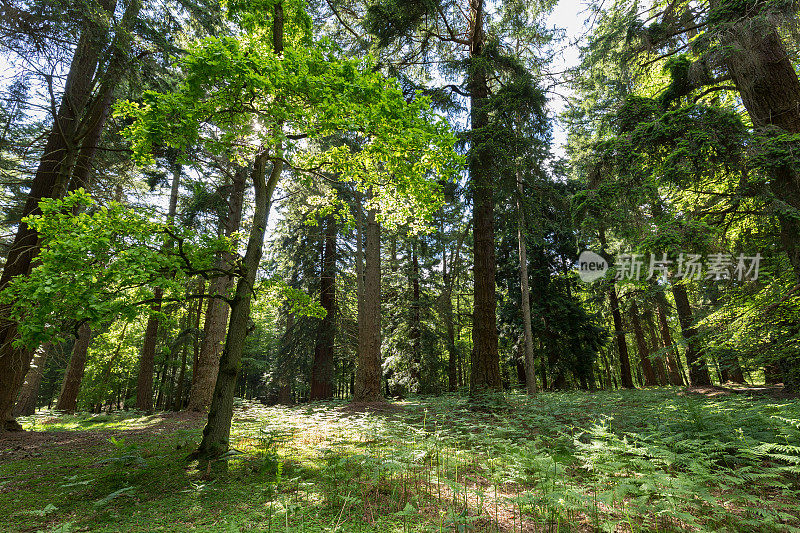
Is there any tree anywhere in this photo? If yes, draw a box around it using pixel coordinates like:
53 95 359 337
188 166 247 411
354 201 382 402
121 0 459 456
310 213 338 400
361 0 554 394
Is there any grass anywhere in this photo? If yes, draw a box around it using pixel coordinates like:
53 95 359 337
2 388 800 532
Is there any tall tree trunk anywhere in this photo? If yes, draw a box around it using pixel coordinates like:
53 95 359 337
310 214 337 400
12 344 51 417
188 167 247 411
598 229 634 389
137 161 181 411
671 282 711 386
469 0 501 393
655 292 684 385
516 174 538 394
630 301 657 387
717 15 800 390
443 221 468 392
353 204 383 402
68 0 142 194
0 0 116 431
55 324 92 413
643 305 667 385
195 4 284 457
195 148 277 458
409 237 421 391
608 286 634 388
174 284 202 410
136 296 161 412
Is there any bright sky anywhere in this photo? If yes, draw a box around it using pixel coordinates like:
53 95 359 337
545 0 592 159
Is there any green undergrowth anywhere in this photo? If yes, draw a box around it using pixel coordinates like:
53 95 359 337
2 388 800 532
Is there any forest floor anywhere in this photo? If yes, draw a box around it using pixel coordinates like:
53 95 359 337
2 388 800 532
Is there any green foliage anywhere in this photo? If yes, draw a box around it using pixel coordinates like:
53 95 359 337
0 190 228 347
6 391 800 532
117 33 462 233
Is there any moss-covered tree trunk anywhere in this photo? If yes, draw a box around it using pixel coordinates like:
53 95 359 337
715 16 800 391
188 167 247 411
195 150 276 458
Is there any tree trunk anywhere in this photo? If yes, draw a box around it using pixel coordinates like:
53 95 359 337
12 344 51 417
409 237 421 391
353 204 383 402
137 161 181 412
655 292 685 385
608 286 634 388
0 0 116 431
174 285 202 410
643 305 668 385
630 301 657 387
310 214 337 400
598 228 634 389
443 222 468 392
195 7 284 457
55 324 92 413
188 167 247 411
68 0 142 194
195 148 277 458
468 0 501 393
516 174 538 394
717 20 800 390
671 282 711 386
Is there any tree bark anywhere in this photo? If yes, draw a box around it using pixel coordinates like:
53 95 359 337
643 304 668 385
137 161 181 411
353 204 383 402
630 300 657 387
310 214 337 400
195 4 284 457
655 292 685 385
0 0 116 431
716 19 800 390
188 167 247 411
409 237 421 391
136 296 161 412
68 0 142 194
468 0 501 393
671 282 711 386
608 286 634 388
516 174 538 394
55 324 92 413
12 344 51 417
195 149 277 458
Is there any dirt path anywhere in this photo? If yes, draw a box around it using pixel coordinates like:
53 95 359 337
0 411 206 461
